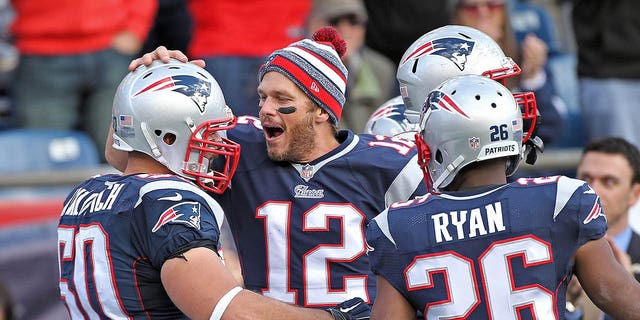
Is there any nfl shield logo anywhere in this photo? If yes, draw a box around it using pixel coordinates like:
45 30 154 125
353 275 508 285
469 137 480 150
301 164 314 180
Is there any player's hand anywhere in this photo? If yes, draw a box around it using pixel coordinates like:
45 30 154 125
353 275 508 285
520 33 548 80
605 236 632 273
326 297 370 320
566 277 583 308
524 135 544 165
128 46 205 71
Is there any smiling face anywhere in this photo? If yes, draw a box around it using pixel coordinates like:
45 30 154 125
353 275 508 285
258 71 319 162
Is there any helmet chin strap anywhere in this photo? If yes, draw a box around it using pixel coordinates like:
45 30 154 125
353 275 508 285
141 121 169 166
434 155 465 190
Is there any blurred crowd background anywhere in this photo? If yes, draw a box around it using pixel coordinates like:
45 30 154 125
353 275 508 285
0 0 639 319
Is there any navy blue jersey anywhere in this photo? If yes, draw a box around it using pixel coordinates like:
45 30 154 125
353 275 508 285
58 173 225 319
367 176 607 320
215 116 426 307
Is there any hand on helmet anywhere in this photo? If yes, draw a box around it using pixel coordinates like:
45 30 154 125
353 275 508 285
129 46 205 71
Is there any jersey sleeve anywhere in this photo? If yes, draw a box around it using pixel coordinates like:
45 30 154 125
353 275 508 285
556 176 607 245
575 182 608 242
366 209 405 286
137 183 224 268
354 134 427 207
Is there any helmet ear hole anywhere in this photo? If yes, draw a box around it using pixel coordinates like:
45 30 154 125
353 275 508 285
163 133 176 145
435 149 443 164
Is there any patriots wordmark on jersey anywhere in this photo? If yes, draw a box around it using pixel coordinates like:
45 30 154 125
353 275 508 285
367 176 607 319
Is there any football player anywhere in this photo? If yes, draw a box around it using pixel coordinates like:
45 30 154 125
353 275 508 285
59 59 368 319
363 25 543 165
113 27 425 310
366 75 640 319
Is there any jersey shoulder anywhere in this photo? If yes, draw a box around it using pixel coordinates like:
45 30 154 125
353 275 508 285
510 176 602 221
352 133 418 164
230 116 264 143
63 174 223 226
228 116 271 171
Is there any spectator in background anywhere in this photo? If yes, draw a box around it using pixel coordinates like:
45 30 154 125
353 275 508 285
572 0 640 149
566 137 640 320
510 0 563 57
187 0 310 118
9 0 157 162
139 0 193 55
363 0 449 65
450 0 565 148
307 0 396 133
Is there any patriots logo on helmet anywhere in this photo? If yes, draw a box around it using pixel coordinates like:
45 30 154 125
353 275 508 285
152 201 202 232
401 37 475 71
370 103 407 122
425 90 470 119
135 75 212 113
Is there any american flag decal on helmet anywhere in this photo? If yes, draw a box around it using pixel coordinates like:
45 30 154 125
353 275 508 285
135 75 212 113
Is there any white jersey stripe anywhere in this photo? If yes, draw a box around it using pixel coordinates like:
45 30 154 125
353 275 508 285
554 176 584 220
373 208 396 246
385 154 424 207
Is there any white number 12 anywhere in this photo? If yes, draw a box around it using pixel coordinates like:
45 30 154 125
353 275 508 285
256 202 369 306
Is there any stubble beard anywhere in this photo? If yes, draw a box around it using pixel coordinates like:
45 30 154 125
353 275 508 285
267 113 316 162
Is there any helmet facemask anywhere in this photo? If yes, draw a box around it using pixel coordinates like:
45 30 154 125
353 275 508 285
112 59 241 193
184 117 240 194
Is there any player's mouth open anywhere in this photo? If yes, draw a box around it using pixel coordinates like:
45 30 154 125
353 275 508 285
264 126 284 139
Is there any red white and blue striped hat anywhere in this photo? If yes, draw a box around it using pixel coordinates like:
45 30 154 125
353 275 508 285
258 27 348 124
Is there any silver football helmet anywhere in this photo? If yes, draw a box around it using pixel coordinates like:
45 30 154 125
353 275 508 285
416 75 530 191
111 59 240 193
364 96 419 140
397 25 521 113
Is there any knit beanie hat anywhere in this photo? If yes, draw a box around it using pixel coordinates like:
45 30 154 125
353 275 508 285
258 27 348 124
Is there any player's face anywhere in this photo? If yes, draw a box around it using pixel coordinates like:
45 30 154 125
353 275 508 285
258 72 317 162
577 152 640 231
201 130 224 160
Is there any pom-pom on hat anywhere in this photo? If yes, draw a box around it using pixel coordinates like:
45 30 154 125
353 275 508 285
258 26 348 124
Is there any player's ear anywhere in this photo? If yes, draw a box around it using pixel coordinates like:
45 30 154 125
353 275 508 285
311 103 330 124
629 182 640 207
